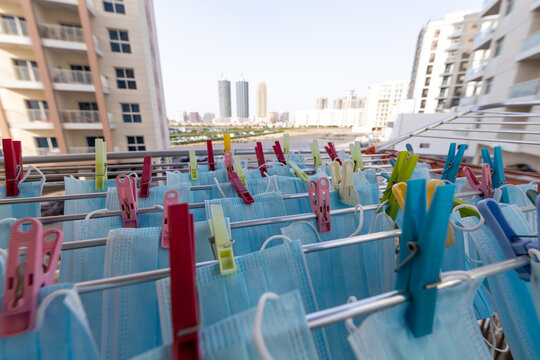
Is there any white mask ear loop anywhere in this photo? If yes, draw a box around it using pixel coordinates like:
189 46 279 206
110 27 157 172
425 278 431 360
19 165 46 184
494 184 528 204
449 204 485 232
260 235 293 251
345 296 359 334
127 171 139 179
85 208 110 220
214 177 227 198
34 288 79 332
254 292 279 360
368 201 388 233
348 204 364 237
289 221 322 243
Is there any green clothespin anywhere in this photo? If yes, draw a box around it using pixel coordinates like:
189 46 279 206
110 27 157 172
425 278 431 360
310 140 322 168
189 150 198 181
233 158 247 186
95 138 107 191
380 151 419 220
289 161 310 183
283 133 290 155
453 198 480 218
208 204 236 275
349 141 364 171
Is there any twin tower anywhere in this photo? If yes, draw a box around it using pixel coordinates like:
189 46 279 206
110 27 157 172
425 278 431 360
218 79 267 119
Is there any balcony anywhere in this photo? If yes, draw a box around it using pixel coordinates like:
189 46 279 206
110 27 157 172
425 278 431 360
464 62 486 82
446 43 460 52
38 23 103 55
445 55 458 64
7 109 54 130
516 30 540 61
449 30 463 39
50 68 96 92
507 79 540 99
70 146 95 153
0 18 31 46
0 66 43 90
36 147 61 155
61 110 114 129
35 0 97 16
458 95 478 107
480 0 501 17
472 23 496 51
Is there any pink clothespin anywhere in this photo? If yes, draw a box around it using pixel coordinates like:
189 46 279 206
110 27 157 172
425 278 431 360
161 190 179 249
116 174 139 228
224 151 254 204
0 218 63 337
224 151 234 173
255 142 267 177
272 141 287 165
308 177 331 232
3 139 23 197
324 142 342 165
463 164 493 198
207 140 215 171
139 156 152 198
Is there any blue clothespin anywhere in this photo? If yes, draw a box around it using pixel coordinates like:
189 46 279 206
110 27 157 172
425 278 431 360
481 146 508 203
394 179 455 337
405 143 414 155
440 143 466 183
389 158 396 166
477 197 540 281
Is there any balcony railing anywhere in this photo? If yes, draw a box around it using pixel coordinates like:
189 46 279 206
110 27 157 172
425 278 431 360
50 68 92 85
38 23 83 42
459 95 478 107
61 110 100 123
70 146 95 153
0 18 28 36
13 65 41 82
27 109 50 122
520 30 540 54
36 148 60 155
472 23 496 49
508 79 540 98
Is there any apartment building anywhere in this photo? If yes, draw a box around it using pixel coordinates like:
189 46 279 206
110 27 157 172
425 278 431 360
459 0 540 168
363 80 409 133
0 0 168 155
409 10 485 113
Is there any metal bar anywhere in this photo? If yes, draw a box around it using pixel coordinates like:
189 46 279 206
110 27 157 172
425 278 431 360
471 99 540 111
414 134 540 146
428 128 540 135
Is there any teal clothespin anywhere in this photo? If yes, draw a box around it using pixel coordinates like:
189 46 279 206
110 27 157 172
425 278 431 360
440 143 466 183
349 141 364 171
405 143 414 155
310 140 322 168
395 179 456 337
481 146 508 202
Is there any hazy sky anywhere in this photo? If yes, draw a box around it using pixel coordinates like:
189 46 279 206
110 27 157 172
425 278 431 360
154 0 482 118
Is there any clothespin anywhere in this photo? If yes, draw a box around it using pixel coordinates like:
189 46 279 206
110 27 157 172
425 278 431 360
453 198 480 218
168 203 200 360
206 140 215 171
1 218 63 337
482 146 508 202
272 141 287 165
339 160 359 206
283 134 290 155
393 179 456 248
116 174 138 228
329 161 341 190
324 142 342 165
2 139 23 197
365 146 376 155
463 164 493 199
380 151 419 220
208 204 237 275
189 150 198 181
308 177 331 232
139 156 152 198
224 134 231 152
255 142 267 177
161 190 179 249
405 143 414 155
394 179 455 337
95 138 107 191
224 151 254 204
349 141 364 172
478 197 540 281
440 143 466 183
233 158 247 186
289 161 310 183
310 140 322 168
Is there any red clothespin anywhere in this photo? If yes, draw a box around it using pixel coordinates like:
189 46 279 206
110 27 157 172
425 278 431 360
272 141 287 165
324 142 342 165
139 156 152 198
308 177 331 232
255 142 267 177
161 190 179 249
169 203 200 360
365 146 376 155
116 174 139 228
207 140 215 171
0 218 63 337
224 151 254 204
3 139 23 197
463 164 493 198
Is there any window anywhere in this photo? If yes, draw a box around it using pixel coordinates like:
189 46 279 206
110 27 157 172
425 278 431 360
505 0 514 15
78 102 98 111
35 137 57 148
431 40 438 50
424 77 431 86
419 143 430 149
444 64 452 73
485 77 494 94
12 59 39 81
426 65 433 75
103 0 125 14
115 68 136 89
455 87 463 97
422 89 428 97
86 136 103 148
122 103 142 122
420 100 426 109
109 29 131 53
1 15 27 36
494 37 504 57
429 53 435 62
25 100 48 121
127 136 145 151
434 30 440 38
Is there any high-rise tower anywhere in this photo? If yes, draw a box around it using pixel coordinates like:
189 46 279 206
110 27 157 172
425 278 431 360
218 78 231 119
236 79 249 118
256 82 267 118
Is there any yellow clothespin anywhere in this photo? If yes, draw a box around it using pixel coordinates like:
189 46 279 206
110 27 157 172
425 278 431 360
208 204 236 275
310 140 322 168
329 161 341 190
289 161 310 183
349 141 364 172
224 134 231 152
233 158 247 186
283 133 290 155
189 150 198 181
339 160 359 206
392 179 455 248
95 138 107 191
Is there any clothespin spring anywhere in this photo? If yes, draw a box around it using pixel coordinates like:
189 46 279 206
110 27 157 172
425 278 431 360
394 242 419 272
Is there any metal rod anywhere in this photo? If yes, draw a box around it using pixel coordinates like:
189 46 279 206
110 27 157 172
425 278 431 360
414 134 540 146
448 121 540 125
428 128 540 135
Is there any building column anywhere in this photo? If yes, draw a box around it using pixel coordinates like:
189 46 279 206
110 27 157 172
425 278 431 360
20 0 68 154
0 97 12 138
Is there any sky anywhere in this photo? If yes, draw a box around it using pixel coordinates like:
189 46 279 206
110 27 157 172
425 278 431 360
154 0 483 119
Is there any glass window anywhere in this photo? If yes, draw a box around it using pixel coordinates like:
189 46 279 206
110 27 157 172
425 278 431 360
35 137 57 148
86 136 103 147
103 0 125 14
78 102 98 111
126 136 146 151
108 29 131 53
494 37 504 57
121 103 142 123
485 77 494 94
115 67 136 89
505 0 514 15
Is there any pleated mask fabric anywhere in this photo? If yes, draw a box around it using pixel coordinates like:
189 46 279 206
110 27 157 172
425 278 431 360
0 218 16 249
0 180 44 219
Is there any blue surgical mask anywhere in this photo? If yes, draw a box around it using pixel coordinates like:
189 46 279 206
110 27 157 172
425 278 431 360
531 250 540 323
0 219 16 249
0 180 44 219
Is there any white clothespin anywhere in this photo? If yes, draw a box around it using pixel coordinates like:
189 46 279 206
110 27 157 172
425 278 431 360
339 160 359 206
329 161 341 190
